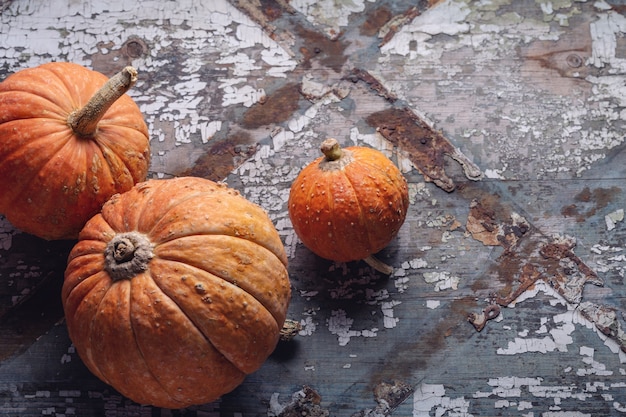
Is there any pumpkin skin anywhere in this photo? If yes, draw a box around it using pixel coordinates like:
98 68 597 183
62 177 291 409
0 62 150 240
288 138 409 263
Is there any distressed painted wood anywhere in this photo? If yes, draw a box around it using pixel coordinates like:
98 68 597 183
2 0 626 416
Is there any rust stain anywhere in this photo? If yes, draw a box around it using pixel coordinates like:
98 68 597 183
345 68 397 102
353 380 414 417
241 83 301 129
561 186 622 222
468 303 501 332
360 6 392 37
259 0 290 21
492 263 543 306
378 6 421 47
560 203 581 220
228 0 296 57
464 189 610 338
366 107 482 192
296 26 349 72
576 186 621 207
276 386 329 417
179 132 257 181
538 235 603 304
466 198 530 249
579 303 626 353
370 296 477 383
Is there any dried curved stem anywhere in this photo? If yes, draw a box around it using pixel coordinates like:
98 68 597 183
67 66 138 137
364 254 393 275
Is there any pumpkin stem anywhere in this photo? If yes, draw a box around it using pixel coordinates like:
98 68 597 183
320 138 343 161
363 255 393 275
279 318 302 342
67 66 138 137
104 232 154 281
112 237 136 263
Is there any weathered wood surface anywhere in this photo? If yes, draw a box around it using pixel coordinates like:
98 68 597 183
2 0 626 416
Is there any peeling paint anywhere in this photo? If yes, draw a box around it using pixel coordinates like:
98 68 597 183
327 309 378 346
413 383 472 417
423 271 460 291
291 0 375 39
604 208 623 230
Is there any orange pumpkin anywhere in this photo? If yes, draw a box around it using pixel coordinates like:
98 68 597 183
288 138 409 271
0 62 150 240
62 176 291 409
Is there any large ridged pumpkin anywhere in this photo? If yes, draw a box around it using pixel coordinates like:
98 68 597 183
0 62 150 240
288 138 409 271
62 177 291 409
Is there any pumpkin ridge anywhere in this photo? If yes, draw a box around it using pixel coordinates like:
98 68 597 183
43 132 91 191
132 265 256 375
91 276 184 407
323 174 343 259
45 63 100 111
97 123 149 139
150 256 281 328
93 141 132 192
82 277 115 385
342 167 376 257
0 128 74 209
0 91 69 121
0 118 72 153
124 281 191 407
157 231 288 269
357 155 408 200
141 191 211 236
146 192 288 266
0 67 77 115
296 166 328 256
92 126 149 185
0 121 71 166
154 235 288 325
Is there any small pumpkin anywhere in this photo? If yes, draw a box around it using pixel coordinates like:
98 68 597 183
288 138 409 272
0 62 150 240
62 176 291 409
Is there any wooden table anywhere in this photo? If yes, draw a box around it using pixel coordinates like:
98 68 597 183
2 0 626 415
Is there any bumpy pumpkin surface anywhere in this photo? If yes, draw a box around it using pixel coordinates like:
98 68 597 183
288 138 409 263
62 177 291 409
0 62 150 240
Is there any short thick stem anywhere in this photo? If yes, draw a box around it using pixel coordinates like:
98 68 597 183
318 138 353 171
104 232 153 281
320 138 343 161
67 66 138 137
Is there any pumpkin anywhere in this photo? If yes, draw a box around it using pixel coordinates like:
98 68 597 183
62 176 291 409
0 62 150 240
288 138 409 273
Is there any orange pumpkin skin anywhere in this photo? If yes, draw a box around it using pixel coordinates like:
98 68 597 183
62 177 291 409
0 62 150 240
288 138 409 262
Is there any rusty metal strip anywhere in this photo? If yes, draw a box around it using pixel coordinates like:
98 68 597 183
463 197 626 353
378 6 421 47
366 107 483 192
